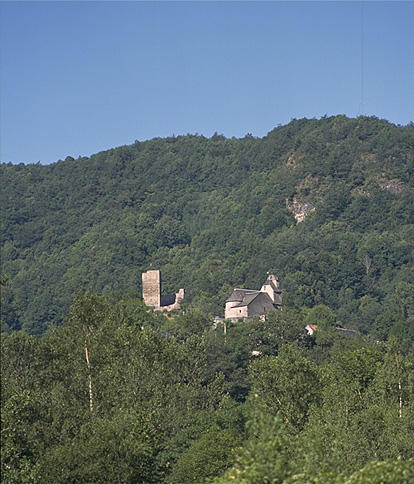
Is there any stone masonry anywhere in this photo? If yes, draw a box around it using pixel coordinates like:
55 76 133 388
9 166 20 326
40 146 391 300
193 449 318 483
142 269 184 311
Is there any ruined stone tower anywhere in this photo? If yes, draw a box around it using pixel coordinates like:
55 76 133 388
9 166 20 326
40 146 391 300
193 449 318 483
142 269 184 311
142 270 161 308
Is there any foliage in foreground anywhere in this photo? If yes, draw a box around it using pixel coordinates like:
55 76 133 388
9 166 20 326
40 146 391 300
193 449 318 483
2 292 413 483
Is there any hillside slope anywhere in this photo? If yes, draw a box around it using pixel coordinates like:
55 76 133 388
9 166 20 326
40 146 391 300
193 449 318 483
1 115 413 336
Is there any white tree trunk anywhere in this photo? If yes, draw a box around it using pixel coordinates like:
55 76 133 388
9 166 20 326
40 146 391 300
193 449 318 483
84 341 93 412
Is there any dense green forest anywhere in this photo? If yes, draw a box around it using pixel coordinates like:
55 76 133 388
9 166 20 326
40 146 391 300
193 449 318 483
1 115 414 341
2 295 414 482
1 115 414 482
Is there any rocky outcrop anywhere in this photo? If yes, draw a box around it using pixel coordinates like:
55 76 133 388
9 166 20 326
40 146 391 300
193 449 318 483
378 178 404 194
286 197 316 223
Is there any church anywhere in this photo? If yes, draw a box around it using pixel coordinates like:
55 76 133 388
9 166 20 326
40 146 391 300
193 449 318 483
224 274 282 321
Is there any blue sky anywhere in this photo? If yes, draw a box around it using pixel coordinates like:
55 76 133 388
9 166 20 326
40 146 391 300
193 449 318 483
1 1 413 165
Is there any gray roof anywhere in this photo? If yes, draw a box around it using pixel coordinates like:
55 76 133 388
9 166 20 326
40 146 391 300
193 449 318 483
231 292 261 308
227 290 276 309
226 288 260 303
335 327 357 338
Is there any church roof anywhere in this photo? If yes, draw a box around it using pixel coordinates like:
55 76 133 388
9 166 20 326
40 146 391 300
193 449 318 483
227 289 276 308
226 288 260 303
231 292 261 308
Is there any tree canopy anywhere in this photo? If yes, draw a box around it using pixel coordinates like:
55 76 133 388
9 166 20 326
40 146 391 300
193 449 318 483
1 115 413 342
1 115 414 482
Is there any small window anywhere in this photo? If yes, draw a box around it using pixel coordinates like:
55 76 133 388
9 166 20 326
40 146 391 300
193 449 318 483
240 310 242 313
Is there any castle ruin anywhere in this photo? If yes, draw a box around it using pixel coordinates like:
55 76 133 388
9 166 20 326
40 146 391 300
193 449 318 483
142 270 184 311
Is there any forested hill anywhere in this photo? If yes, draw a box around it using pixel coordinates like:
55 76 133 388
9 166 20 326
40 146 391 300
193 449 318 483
1 115 414 337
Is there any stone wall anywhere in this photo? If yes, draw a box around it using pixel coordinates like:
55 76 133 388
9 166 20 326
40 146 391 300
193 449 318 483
142 270 184 311
142 270 161 308
160 288 185 311
225 302 249 320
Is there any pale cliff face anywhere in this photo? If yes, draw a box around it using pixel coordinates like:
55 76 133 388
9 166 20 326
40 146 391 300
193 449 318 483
286 197 316 223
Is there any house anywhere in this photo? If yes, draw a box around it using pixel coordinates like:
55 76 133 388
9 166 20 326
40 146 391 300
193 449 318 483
224 274 282 321
305 324 318 336
142 269 184 311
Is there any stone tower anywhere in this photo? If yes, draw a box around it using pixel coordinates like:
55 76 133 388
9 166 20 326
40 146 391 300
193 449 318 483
142 270 161 308
260 274 282 307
